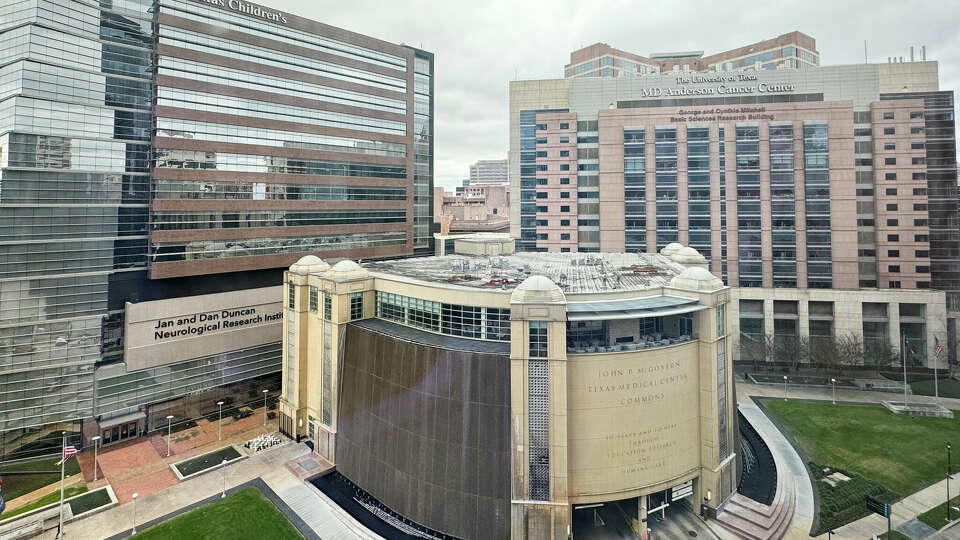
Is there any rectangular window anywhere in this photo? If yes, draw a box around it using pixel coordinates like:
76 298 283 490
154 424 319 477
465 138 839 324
560 150 570 157
885 173 897 181
309 286 318 312
882 112 895 120
915 234 929 242
884 127 896 135
560 177 570 184
887 219 898 226
886 188 898 195
560 205 570 212
888 265 900 273
913 173 927 180
559 164 570 171
911 142 925 150
884 158 897 165
911 127 924 134
529 321 548 357
559 136 569 143
914 219 928 226
560 192 570 199
886 204 898 211
560 219 570 226
323 293 332 319
889 281 901 289
916 250 930 257
560 122 569 129
888 234 899 242
912 157 926 165
717 304 726 336
888 250 900 257
884 142 896 150
288 283 295 309
350 292 363 320
910 111 924 119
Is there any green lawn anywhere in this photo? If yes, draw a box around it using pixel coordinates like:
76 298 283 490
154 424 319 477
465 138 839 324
761 399 960 497
68 487 112 515
917 494 960 530
174 446 241 477
0 458 82 501
131 487 302 540
879 531 911 540
0 486 86 523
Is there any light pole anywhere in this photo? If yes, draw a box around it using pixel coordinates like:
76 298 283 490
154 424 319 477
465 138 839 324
165 415 174 457
948 443 953 523
217 401 224 441
783 375 788 401
262 389 269 427
221 459 228 498
91 435 101 482
131 492 138 535
830 378 836 405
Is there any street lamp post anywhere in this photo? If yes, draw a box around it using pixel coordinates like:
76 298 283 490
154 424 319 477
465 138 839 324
783 375 788 401
262 389 269 427
91 435 101 482
221 459 228 498
217 401 224 441
830 378 836 405
949 443 953 523
165 415 174 457
131 492 138 535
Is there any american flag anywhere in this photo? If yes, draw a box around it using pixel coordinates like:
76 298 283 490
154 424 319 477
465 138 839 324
936 337 944 359
56 445 77 466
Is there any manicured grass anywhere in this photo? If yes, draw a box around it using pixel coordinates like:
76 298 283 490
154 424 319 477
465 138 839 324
911 378 960 399
131 487 302 539
0 486 86 523
760 399 960 497
0 458 82 500
879 531 911 540
751 374 856 386
174 446 241 477
917 494 960 530
68 487 112 515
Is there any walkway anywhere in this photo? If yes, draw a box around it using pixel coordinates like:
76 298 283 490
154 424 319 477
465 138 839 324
737 379 960 410
48 441 376 540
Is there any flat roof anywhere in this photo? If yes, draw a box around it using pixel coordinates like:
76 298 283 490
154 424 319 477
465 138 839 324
362 252 687 294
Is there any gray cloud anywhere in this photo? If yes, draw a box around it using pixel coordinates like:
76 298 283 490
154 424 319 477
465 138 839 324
263 0 960 189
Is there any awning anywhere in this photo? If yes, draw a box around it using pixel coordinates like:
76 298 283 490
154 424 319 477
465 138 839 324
98 410 145 429
566 295 706 321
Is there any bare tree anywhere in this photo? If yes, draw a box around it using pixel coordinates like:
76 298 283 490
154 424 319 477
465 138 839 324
809 335 841 375
835 332 867 375
773 334 810 371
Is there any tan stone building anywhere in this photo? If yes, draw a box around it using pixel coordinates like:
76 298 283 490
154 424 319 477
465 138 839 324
434 183 511 233
280 242 735 539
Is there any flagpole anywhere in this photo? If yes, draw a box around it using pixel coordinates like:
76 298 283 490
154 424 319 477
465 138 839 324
57 431 65 540
935 340 940 403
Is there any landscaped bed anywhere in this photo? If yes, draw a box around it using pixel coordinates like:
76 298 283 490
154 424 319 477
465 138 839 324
759 399 960 532
917 493 960 530
0 486 86 523
130 486 302 539
173 446 242 478
68 487 113 516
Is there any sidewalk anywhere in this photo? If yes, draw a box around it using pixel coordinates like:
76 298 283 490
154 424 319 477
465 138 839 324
737 379 960 410
49 440 375 540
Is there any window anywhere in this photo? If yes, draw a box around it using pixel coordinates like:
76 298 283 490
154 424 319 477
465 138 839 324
717 304 726 336
910 111 924 119
912 157 926 165
858 188 875 196
560 137 569 143
560 122 569 129
560 150 570 157
560 219 570 226
884 158 897 165
884 142 896 150
887 219 898 226
536 123 547 130
854 128 873 136
560 205 570 212
888 250 900 257
536 192 547 199
885 173 897 181
916 265 930 273
560 177 570 184
888 234 899 242
889 280 901 289
560 233 571 240
536 205 547 212
537 233 548 240
916 250 929 257
911 126 924 134
914 219 928 226
536 151 547 157
560 192 570 199
913 173 927 180
886 204 898 211
288 283 295 309
913 188 927 196
854 111 871 123
309 286 318 312
886 188 898 195
911 142 925 150
914 203 928 211
529 321 548 357
915 234 929 242
888 265 900 273
323 293 332 319
882 112 895 120
537 178 548 185
536 165 547 171
560 164 570 171
918 281 930 289
350 292 363 320
884 127 896 135
561 247 571 252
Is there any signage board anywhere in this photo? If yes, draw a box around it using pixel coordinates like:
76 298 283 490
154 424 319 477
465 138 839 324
671 480 694 501
866 496 891 518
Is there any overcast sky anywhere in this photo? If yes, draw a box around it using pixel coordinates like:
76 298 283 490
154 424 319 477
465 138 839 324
262 0 960 189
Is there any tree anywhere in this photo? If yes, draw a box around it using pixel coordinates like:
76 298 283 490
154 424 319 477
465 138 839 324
835 332 867 375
